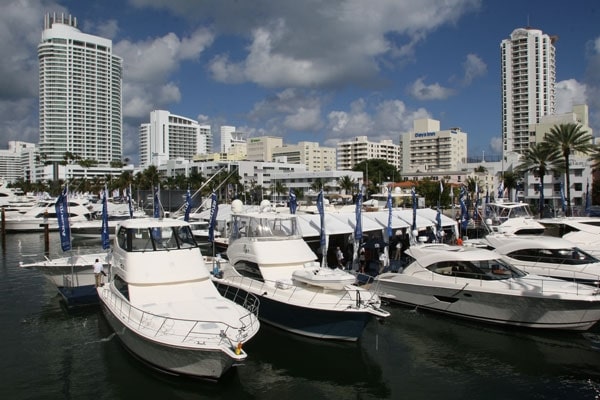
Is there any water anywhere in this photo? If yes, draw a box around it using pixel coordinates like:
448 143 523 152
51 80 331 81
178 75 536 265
2 233 600 399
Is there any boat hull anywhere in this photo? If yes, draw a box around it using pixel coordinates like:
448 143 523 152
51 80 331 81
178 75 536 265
214 281 374 341
375 278 600 331
99 300 240 380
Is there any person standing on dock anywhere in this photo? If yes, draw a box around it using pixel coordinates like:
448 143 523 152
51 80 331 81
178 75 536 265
93 259 104 287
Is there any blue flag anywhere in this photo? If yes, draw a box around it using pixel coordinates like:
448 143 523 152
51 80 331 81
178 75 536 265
127 185 133 219
411 187 417 231
208 191 218 243
153 186 160 219
560 182 567 213
184 188 192 222
317 190 326 248
386 189 393 238
289 188 297 214
101 187 110 250
498 180 504 200
354 191 363 242
55 186 71 252
585 180 590 213
436 204 442 241
539 181 544 217
459 187 469 231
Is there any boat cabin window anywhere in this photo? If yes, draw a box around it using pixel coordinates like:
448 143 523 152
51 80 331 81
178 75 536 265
508 248 599 265
233 260 264 282
427 259 521 280
116 225 198 252
230 214 299 240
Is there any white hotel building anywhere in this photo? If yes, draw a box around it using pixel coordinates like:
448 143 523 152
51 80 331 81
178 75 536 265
139 110 211 168
38 13 123 171
400 118 467 173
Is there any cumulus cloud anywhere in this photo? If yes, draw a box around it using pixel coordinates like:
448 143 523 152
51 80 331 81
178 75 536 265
324 98 430 146
461 53 487 86
490 136 503 154
555 79 587 114
408 78 455 101
248 88 324 132
114 28 213 120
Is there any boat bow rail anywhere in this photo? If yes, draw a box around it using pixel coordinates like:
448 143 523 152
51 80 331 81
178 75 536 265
99 288 259 352
212 274 386 314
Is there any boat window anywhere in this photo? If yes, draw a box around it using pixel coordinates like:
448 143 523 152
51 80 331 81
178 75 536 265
508 248 598 265
427 261 486 280
234 260 264 282
117 227 129 250
113 275 129 300
175 226 197 249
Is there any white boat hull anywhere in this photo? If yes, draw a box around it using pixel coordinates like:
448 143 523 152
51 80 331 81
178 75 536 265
375 274 600 330
100 299 240 379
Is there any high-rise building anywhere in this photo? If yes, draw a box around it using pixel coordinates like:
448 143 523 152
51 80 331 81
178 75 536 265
501 27 557 154
139 110 210 167
247 136 283 162
38 13 123 170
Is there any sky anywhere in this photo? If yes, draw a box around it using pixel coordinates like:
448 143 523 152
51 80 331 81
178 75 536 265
1 0 600 166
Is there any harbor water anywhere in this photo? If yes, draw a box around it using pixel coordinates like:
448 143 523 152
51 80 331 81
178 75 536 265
2 232 600 399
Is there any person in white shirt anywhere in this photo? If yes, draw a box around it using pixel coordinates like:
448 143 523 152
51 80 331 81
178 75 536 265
335 246 345 269
93 259 104 287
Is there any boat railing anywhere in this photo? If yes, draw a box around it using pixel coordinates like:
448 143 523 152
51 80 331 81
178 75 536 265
100 289 257 347
415 269 600 295
215 274 382 309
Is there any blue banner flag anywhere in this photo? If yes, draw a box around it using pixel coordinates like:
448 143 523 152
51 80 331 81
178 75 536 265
153 186 160 219
436 205 442 241
289 188 297 214
585 180 590 213
354 191 363 242
498 180 504 200
459 186 469 231
560 182 567 213
539 181 544 217
386 189 393 238
55 186 71 252
317 190 326 248
184 188 192 222
101 187 110 250
411 187 417 231
208 191 219 243
127 185 133 219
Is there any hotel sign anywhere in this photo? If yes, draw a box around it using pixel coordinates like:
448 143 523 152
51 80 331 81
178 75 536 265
415 131 436 138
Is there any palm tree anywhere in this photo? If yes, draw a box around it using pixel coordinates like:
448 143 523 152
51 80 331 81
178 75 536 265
274 181 288 203
337 175 355 195
501 171 519 202
545 123 594 216
514 142 562 218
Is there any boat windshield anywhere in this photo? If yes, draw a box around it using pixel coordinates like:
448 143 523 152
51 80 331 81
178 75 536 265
426 258 525 280
506 247 600 265
229 214 300 240
117 225 198 252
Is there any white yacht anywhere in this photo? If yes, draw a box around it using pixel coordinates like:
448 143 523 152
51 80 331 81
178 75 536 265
373 243 600 331
4 196 93 232
538 216 600 258
478 234 600 286
210 200 390 342
481 201 545 235
98 217 260 380
20 252 110 307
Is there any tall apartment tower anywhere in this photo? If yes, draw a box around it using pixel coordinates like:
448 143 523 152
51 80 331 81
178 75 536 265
139 110 209 168
38 13 123 169
500 27 557 154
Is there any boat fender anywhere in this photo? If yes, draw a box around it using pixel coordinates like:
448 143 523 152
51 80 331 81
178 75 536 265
235 342 242 355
